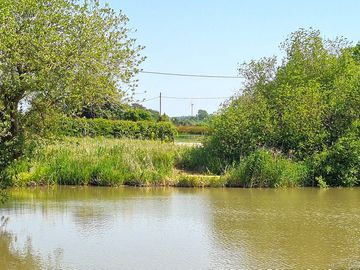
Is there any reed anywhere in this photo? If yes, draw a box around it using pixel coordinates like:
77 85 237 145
225 149 308 188
11 137 185 186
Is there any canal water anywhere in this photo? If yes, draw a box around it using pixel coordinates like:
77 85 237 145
0 187 359 269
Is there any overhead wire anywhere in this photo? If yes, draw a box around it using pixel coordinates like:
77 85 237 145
141 96 159 102
140 70 243 79
139 95 232 103
162 96 231 100
137 69 240 104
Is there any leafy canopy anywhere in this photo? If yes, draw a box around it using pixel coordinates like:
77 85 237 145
0 0 144 180
204 29 360 186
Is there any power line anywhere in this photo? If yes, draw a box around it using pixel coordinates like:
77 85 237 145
140 95 231 102
140 70 243 79
162 96 231 100
141 96 159 102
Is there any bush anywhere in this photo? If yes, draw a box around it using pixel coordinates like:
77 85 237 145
54 117 177 142
225 149 308 188
309 121 360 187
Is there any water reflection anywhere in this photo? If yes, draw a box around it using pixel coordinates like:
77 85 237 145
0 216 63 270
1 187 213 270
0 187 359 269
209 189 360 269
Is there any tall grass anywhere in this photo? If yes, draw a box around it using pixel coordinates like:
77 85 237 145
8 139 308 188
179 146 227 174
225 149 308 188
10 137 185 186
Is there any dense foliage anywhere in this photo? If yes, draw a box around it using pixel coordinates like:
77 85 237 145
80 101 160 122
199 29 360 186
0 0 143 184
55 117 177 141
171 109 210 126
225 149 307 188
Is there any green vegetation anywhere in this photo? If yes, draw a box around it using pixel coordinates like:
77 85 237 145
55 117 176 142
176 125 209 135
0 0 143 187
80 101 162 122
175 134 204 143
8 138 181 186
171 109 210 126
179 146 224 173
6 137 226 187
225 149 308 188
1 0 359 191
184 28 360 187
174 125 207 144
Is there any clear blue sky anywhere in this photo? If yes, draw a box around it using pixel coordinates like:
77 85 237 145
103 0 360 116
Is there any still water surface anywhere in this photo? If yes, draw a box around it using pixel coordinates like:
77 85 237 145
0 187 359 269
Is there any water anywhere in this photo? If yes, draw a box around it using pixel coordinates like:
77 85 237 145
1 187 359 269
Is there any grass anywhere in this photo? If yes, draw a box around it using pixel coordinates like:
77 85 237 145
7 138 309 188
9 138 182 186
175 134 204 143
224 149 308 188
176 173 226 187
8 137 224 187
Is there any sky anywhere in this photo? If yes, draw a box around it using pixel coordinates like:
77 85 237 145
102 0 360 116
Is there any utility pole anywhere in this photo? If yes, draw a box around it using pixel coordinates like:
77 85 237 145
159 92 162 118
191 102 194 117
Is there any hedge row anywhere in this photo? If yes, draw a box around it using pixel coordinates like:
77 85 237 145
176 125 209 135
56 118 177 141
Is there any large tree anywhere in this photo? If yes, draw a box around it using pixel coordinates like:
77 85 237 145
0 0 144 177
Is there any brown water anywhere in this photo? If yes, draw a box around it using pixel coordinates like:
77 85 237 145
0 187 359 270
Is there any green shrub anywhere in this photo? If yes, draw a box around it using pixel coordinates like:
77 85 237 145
225 149 308 188
54 117 177 142
309 120 360 187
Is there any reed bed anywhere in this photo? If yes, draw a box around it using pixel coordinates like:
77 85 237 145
11 137 185 186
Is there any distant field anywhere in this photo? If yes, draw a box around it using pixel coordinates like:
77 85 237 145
175 134 205 143
175 125 209 135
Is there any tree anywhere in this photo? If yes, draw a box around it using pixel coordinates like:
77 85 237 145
196 109 209 121
0 0 144 181
203 28 360 185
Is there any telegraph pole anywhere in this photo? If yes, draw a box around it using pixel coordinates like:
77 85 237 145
159 92 162 118
191 102 194 117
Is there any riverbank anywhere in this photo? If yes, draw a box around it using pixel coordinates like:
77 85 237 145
6 137 350 189
7 137 224 188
